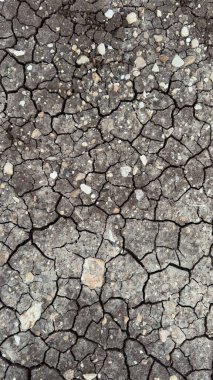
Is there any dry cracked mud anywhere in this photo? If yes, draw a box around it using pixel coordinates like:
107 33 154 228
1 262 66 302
0 0 213 379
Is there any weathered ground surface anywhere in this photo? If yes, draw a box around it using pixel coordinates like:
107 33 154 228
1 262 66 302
0 0 213 379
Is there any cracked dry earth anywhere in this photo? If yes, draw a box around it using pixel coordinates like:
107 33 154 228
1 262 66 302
0 0 213 379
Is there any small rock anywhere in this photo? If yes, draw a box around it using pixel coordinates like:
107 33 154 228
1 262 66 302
154 34 163 43
140 155 147 166
210 72 213 82
126 12 138 24
76 55 89 65
50 171 58 179
120 166 131 177
159 54 169 63
31 129 41 139
157 10 162 17
194 103 202 110
4 162 13 176
19 302 42 331
105 9 114 19
80 184 92 195
113 83 120 92
181 26 189 37
169 376 178 380
191 38 199 48
172 54 184 68
23 272 34 284
184 55 195 66
83 375 97 380
152 63 159 72
81 258 105 289
63 369 74 380
92 72 101 83
19 100 25 107
75 172 86 181
134 56 146 69
135 189 144 201
97 43 106 56
8 49 25 56
159 329 170 342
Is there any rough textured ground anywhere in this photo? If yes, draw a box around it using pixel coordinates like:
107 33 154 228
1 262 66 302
0 0 213 379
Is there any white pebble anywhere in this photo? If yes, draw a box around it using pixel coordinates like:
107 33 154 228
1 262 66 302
181 26 189 37
191 38 199 48
135 189 144 201
76 55 89 65
19 100 25 107
80 184 92 195
50 171 58 179
8 49 25 56
154 34 163 43
134 56 146 69
105 9 114 19
172 55 184 68
4 162 13 176
126 12 138 24
152 63 159 72
120 166 131 177
97 43 106 56
140 155 147 166
83 375 97 380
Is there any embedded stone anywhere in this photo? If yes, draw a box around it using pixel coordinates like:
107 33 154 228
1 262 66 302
19 302 42 331
81 258 105 289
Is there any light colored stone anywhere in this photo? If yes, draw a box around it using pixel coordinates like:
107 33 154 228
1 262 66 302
83 375 97 380
184 55 195 66
63 369 74 380
80 183 92 195
159 329 170 342
152 63 159 72
159 54 169 63
92 72 101 83
81 258 105 289
134 56 146 69
50 171 58 179
31 129 41 139
3 162 13 176
19 100 25 107
23 272 34 284
172 55 184 68
120 166 131 177
135 189 144 201
8 49 25 56
210 72 213 82
154 34 163 43
157 10 162 17
97 43 106 56
140 155 147 166
126 12 138 24
76 55 89 65
19 302 42 331
191 38 199 48
75 172 86 181
169 376 178 380
105 9 114 19
181 26 189 37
